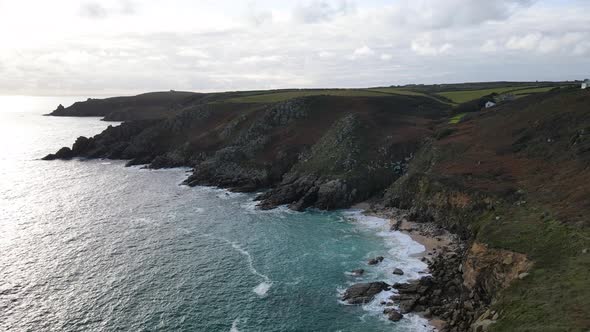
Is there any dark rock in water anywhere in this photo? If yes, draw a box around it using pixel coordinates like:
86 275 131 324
398 296 419 313
384 308 404 322
351 269 365 276
393 268 404 275
342 282 390 305
368 256 384 265
42 147 73 160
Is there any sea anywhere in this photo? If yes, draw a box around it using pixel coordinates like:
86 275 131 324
0 96 433 332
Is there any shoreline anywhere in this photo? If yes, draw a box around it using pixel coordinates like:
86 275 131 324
357 205 462 332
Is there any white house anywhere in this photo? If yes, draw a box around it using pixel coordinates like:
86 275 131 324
582 79 589 89
485 101 496 108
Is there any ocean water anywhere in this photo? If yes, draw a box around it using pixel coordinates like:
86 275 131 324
0 96 433 332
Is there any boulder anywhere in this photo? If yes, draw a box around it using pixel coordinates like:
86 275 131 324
368 256 385 265
383 308 403 322
351 269 365 277
393 268 404 275
393 282 419 293
42 147 73 160
342 282 390 305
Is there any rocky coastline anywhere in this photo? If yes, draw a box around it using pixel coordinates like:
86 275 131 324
42 88 590 331
341 207 473 331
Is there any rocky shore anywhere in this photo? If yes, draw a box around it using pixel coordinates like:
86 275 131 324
43 88 590 331
341 207 472 331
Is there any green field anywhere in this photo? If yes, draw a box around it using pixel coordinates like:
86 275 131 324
436 86 561 104
436 87 533 103
225 89 392 103
512 86 556 95
224 87 443 103
223 84 560 105
367 87 428 96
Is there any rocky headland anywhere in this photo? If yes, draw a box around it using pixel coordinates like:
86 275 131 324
43 87 590 331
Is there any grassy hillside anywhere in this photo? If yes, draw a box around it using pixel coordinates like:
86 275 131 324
384 88 590 331
437 87 530 103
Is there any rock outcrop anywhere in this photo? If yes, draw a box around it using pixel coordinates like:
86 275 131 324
44 94 448 209
342 282 390 305
48 91 199 121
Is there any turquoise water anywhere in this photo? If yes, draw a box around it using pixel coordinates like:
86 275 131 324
0 97 432 331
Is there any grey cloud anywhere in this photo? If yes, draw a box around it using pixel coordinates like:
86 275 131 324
391 0 535 29
79 3 108 19
293 0 355 23
245 3 273 26
79 1 136 19
120 0 136 15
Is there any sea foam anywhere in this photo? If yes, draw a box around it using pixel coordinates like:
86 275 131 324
341 209 434 331
205 234 273 297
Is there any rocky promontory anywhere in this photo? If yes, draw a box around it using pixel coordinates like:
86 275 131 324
45 94 448 210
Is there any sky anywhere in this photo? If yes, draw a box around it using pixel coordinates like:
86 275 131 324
0 0 589 95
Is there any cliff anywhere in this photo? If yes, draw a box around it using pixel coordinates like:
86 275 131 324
382 88 590 331
45 93 449 209
43 87 590 331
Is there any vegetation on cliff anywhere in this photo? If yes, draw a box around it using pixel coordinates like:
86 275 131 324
383 88 590 330
44 83 589 331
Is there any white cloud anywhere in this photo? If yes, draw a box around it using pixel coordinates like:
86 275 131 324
236 55 283 64
293 0 355 23
79 1 136 19
380 54 392 61
505 32 589 55
506 33 542 51
388 0 535 29
411 35 452 56
481 40 498 52
318 51 335 58
351 46 375 59
245 3 273 26
176 47 210 58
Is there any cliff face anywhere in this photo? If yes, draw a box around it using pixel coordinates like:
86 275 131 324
45 94 450 208
44 88 590 331
382 89 590 331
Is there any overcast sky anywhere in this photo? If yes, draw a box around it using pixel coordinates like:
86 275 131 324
0 0 588 95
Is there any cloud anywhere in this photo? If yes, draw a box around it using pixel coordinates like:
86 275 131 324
176 47 210 58
505 32 590 55
79 2 108 19
480 40 498 52
350 46 374 59
293 0 355 23
1 0 588 95
79 1 136 19
245 2 273 26
236 55 283 64
411 35 452 56
318 51 334 58
389 0 535 29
